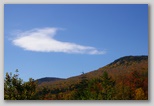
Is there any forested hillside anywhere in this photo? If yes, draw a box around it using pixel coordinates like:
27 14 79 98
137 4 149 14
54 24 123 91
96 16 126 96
4 55 148 100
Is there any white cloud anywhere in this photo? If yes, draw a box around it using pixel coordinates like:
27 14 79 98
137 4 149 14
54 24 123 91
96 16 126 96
12 27 106 55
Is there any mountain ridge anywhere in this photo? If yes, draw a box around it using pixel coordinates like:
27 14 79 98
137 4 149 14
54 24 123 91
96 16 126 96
108 55 148 66
37 55 148 85
35 55 148 100
36 77 65 84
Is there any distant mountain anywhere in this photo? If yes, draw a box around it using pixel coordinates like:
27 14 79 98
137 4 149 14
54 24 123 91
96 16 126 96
36 77 65 84
36 55 148 100
85 55 148 79
4 55 148 100
38 55 148 86
108 55 148 66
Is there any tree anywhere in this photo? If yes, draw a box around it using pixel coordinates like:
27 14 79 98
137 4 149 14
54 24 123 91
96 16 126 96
4 70 37 100
71 72 90 100
101 71 115 100
135 88 145 100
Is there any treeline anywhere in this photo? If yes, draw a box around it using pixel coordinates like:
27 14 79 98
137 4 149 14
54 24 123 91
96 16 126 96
35 70 148 100
4 69 148 100
4 70 37 100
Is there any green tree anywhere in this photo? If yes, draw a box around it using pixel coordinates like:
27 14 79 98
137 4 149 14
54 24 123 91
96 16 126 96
4 69 37 100
71 72 90 100
101 71 115 100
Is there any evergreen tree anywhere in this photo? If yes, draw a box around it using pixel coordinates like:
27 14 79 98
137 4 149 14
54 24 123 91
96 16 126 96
4 70 37 100
71 72 90 100
101 71 115 100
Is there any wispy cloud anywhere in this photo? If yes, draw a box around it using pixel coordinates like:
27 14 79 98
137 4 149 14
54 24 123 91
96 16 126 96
12 27 106 55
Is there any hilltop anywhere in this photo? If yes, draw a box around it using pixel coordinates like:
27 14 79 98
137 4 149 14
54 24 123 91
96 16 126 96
36 77 65 84
4 55 148 100
35 55 148 100
38 55 148 83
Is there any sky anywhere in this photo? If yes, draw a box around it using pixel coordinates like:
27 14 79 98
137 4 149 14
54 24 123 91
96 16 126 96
4 4 148 81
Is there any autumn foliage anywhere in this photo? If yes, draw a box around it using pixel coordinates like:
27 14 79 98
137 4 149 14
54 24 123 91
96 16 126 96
4 56 148 100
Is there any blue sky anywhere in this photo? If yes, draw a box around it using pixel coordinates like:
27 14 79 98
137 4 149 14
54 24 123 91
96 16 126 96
4 4 148 81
